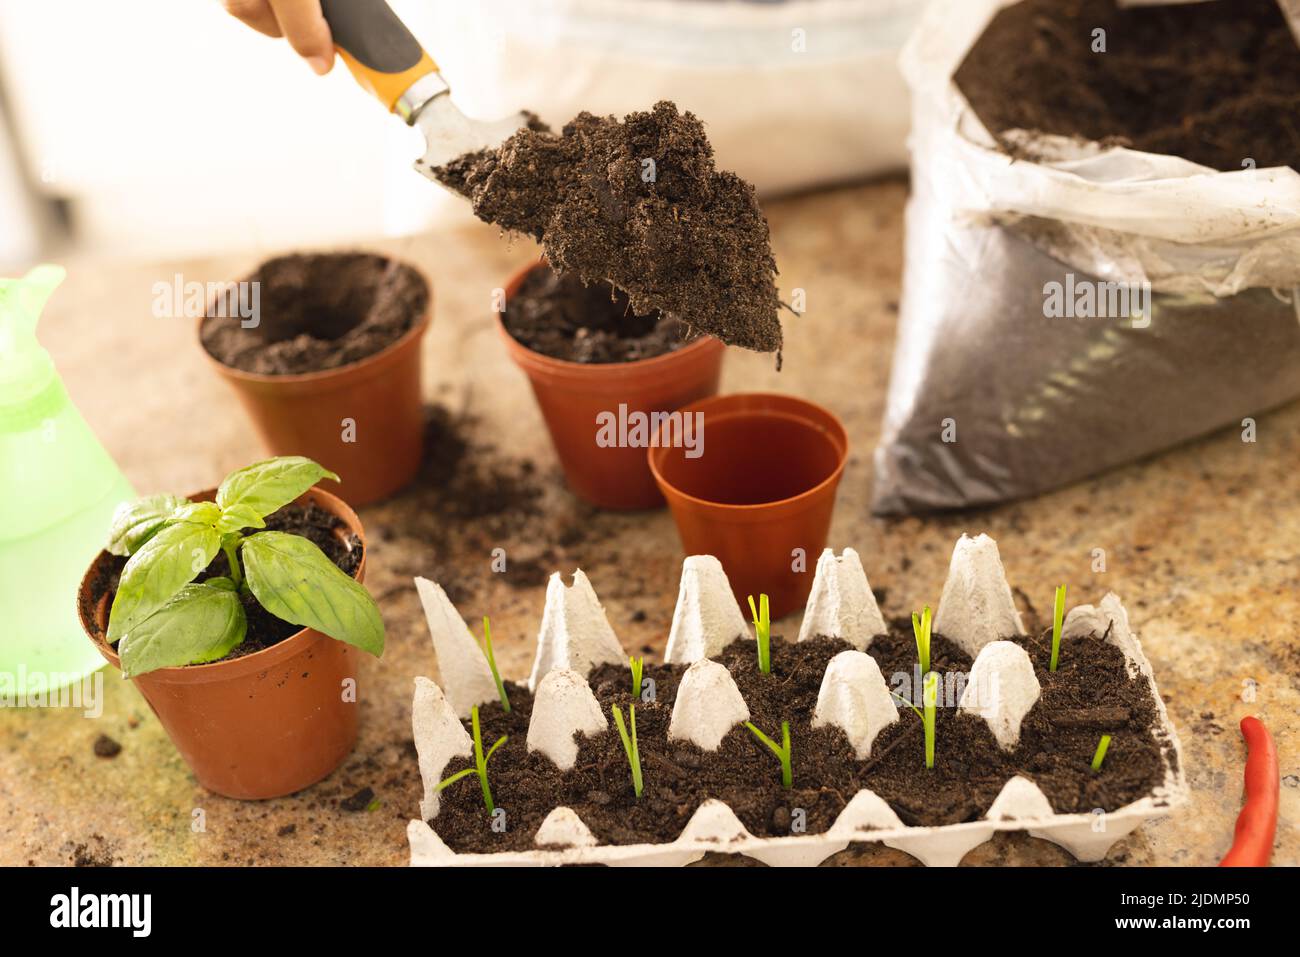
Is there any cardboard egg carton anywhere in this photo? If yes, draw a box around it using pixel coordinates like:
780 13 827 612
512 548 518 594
407 535 1186 866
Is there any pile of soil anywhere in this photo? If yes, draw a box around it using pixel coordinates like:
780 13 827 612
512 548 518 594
85 503 363 660
435 101 783 355
504 264 688 363
200 253 428 375
360 404 551 603
955 0 1300 172
430 623 1178 854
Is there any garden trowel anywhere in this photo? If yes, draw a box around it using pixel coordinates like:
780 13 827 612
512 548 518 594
319 0 527 182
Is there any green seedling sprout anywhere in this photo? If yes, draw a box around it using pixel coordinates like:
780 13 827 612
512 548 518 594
923 671 938 769
748 593 772 674
611 704 644 799
912 605 933 676
478 615 510 712
890 670 939 769
1049 585 1066 672
744 720 792 789
629 656 644 699
1091 734 1112 773
435 705 508 814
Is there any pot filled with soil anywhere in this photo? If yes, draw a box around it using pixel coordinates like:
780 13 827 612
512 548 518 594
199 252 430 507
407 534 1186 866
78 457 385 799
499 261 726 509
648 392 848 618
874 0 1300 514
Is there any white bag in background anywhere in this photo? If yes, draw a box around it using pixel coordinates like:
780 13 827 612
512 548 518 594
426 0 923 195
872 0 1300 514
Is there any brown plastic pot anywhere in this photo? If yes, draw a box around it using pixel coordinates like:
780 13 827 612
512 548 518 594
78 486 366 800
199 272 430 508
648 393 849 620
498 262 726 509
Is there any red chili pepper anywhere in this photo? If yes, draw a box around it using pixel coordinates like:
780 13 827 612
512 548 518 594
1219 716 1279 867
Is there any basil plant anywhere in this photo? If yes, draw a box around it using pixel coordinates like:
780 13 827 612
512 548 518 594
104 456 383 677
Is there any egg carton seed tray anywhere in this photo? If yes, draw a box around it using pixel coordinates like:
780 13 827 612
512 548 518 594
407 534 1187 867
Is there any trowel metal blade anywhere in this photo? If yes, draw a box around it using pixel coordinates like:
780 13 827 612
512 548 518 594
411 96 529 179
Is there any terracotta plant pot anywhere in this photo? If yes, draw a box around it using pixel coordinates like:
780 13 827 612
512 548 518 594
648 393 849 619
199 255 430 508
78 486 366 800
498 262 726 509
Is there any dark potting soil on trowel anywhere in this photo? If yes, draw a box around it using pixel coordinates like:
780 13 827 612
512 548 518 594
430 626 1177 855
503 265 688 363
434 101 784 355
200 253 428 375
955 0 1300 171
85 504 363 660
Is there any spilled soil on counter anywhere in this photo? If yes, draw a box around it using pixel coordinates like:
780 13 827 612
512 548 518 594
429 624 1176 854
434 101 783 355
955 0 1300 171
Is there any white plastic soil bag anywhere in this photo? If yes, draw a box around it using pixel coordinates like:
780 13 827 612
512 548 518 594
871 0 1300 514
426 0 924 195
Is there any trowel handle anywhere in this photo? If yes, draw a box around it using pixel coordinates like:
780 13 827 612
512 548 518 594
319 0 441 116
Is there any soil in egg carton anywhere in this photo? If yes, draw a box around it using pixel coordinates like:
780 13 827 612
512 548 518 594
431 624 1175 854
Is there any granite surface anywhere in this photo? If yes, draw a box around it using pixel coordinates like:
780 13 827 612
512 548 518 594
1 180 1295 867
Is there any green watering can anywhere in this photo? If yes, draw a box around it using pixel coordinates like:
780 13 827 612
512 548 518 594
0 266 134 698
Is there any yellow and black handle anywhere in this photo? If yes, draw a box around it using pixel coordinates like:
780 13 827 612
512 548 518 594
319 0 439 114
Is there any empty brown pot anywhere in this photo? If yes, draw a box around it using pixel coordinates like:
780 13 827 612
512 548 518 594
499 262 726 509
649 393 849 619
78 486 366 800
199 254 430 507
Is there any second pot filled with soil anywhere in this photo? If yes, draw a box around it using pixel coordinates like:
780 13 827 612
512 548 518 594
499 262 726 509
199 253 430 507
649 392 848 618
78 486 368 800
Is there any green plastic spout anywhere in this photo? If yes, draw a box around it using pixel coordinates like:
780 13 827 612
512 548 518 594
0 265 135 700
0 264 63 407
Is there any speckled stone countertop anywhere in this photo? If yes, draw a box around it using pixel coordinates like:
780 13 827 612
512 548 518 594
2 180 1295 867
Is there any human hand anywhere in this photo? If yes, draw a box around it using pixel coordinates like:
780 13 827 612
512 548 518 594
222 0 334 75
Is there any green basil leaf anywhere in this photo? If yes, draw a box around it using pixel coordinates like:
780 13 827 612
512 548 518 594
215 503 267 535
215 457 340 518
107 522 222 645
242 531 382 656
118 583 247 677
105 494 188 556
206 576 237 592
173 501 221 526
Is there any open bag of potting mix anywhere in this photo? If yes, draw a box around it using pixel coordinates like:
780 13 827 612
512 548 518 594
872 0 1300 514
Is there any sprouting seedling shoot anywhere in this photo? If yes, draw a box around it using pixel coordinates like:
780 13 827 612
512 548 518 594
890 670 939 770
912 605 933 676
745 720 792 789
922 671 938 769
1091 734 1112 773
611 704 644 799
748 593 771 674
478 615 510 713
1049 585 1066 672
629 656 644 699
435 705 508 814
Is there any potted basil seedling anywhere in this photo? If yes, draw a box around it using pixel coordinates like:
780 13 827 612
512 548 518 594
78 456 383 799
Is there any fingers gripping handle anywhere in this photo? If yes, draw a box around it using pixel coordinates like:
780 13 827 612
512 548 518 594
320 0 439 113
